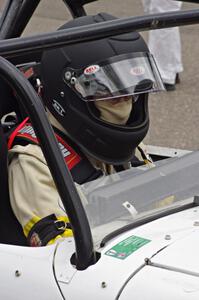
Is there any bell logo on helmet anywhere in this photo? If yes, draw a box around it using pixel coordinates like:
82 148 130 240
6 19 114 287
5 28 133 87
52 99 66 117
84 65 100 75
130 66 145 76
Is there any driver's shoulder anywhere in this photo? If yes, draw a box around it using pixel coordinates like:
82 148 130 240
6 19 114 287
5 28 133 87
8 144 46 164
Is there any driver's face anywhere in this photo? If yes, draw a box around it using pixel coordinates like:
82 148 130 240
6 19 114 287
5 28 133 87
94 96 133 125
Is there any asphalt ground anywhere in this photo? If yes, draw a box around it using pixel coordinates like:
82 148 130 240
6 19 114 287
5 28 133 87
1 0 199 151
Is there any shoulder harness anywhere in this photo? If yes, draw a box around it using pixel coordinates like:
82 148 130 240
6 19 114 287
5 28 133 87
8 118 102 184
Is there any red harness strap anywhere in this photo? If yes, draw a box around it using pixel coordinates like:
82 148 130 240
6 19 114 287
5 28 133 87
7 117 29 150
8 119 81 170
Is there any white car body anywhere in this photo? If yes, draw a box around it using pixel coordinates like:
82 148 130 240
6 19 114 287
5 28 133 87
1 204 199 299
1 147 199 300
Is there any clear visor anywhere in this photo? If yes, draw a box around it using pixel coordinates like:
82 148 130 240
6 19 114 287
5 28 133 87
64 52 165 102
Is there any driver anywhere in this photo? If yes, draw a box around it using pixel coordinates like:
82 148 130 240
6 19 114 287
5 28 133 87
8 13 164 247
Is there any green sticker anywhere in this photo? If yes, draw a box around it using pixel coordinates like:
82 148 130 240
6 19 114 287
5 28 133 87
105 235 151 260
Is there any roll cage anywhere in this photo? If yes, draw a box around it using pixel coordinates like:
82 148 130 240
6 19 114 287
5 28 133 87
0 0 199 270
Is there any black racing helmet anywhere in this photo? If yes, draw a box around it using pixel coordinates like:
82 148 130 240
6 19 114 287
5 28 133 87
41 13 164 164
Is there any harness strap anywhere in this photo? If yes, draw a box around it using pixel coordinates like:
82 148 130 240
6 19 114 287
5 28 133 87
8 119 102 184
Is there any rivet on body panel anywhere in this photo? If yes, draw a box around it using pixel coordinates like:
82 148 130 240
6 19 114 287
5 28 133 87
164 234 171 240
101 281 107 288
15 270 21 277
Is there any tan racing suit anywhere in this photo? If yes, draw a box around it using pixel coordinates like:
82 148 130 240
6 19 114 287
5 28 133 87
8 108 151 246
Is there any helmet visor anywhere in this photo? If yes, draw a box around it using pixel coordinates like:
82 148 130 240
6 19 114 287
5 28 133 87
64 52 165 101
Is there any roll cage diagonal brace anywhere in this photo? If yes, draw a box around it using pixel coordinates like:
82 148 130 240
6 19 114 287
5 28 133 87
0 0 12 31
0 0 98 39
0 0 41 39
0 56 95 270
0 0 23 39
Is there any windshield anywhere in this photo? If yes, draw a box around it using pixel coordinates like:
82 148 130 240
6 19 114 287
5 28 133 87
78 151 199 248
